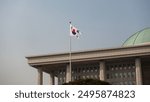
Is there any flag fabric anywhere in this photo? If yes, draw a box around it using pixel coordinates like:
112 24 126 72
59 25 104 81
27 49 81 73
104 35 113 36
70 22 81 38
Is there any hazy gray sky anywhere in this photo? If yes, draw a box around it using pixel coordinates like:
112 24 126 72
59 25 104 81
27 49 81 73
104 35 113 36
0 0 150 84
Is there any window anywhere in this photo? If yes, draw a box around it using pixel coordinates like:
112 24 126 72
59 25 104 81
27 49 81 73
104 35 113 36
82 76 85 79
95 75 98 79
78 68 81 73
59 70 62 74
106 62 136 85
110 74 113 79
128 64 131 69
132 63 135 69
94 67 98 72
78 76 81 80
123 64 127 70
106 66 109 71
71 77 74 81
119 64 123 70
127 64 130 69
120 82 123 85
62 77 65 83
83 68 85 73
133 81 136 85
111 66 114 71
74 76 77 80
128 72 131 78
115 67 118 70
123 72 127 78
124 81 128 85
90 68 93 72
87 67 89 72
128 81 132 85
63 69 65 74
132 72 135 78
74 69 77 73
90 75 93 78
107 74 109 79
72 69 74 73
59 78 62 82
115 73 118 78
119 73 123 78
121 64 125 70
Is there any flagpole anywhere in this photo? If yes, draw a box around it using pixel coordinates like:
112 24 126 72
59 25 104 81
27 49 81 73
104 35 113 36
69 22 72 82
69 34 72 74
68 21 81 82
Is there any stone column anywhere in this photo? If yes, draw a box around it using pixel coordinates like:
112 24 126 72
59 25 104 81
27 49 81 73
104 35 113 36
135 58 143 85
66 64 71 83
49 72 55 85
37 68 43 85
99 61 106 81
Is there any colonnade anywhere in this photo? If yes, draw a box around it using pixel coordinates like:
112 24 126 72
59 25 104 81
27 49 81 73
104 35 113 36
37 58 142 85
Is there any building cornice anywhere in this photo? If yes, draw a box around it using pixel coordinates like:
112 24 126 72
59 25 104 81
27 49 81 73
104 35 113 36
26 44 150 66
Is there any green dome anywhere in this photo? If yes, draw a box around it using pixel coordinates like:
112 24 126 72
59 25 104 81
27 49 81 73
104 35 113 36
123 28 150 46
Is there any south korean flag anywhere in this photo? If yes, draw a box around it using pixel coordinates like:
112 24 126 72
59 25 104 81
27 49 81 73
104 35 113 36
70 22 81 38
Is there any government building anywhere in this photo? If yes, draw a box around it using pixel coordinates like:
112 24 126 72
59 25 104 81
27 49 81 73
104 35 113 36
26 28 150 85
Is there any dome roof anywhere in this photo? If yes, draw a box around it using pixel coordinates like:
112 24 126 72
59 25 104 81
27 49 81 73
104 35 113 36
122 28 150 46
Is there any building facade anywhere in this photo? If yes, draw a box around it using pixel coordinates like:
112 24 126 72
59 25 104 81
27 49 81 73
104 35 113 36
26 28 150 85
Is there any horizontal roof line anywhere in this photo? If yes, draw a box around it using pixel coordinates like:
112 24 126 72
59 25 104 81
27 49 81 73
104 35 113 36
26 44 150 58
